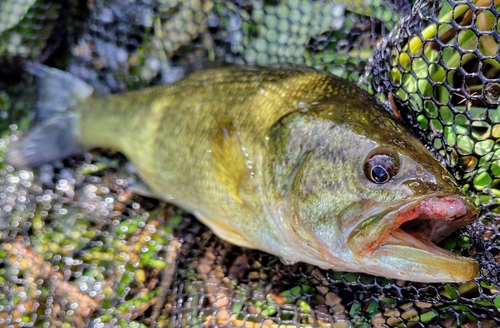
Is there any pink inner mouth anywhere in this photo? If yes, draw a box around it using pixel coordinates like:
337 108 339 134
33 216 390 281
366 196 469 253
418 197 468 220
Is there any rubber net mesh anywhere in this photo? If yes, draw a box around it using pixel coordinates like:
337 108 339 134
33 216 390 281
0 0 499 327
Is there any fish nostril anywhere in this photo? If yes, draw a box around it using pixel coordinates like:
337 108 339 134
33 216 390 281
408 181 420 188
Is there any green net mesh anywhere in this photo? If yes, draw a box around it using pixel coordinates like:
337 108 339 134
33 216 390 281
1 0 500 327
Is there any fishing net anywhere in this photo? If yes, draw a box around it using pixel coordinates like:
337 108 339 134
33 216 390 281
1 0 500 326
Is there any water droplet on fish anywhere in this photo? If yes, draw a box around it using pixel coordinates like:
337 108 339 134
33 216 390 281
279 256 295 265
298 101 308 113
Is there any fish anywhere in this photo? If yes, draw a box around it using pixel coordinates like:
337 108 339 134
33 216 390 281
7 63 479 283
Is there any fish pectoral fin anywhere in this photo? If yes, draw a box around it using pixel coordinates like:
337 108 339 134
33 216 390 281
211 119 253 205
195 213 257 249
203 120 259 249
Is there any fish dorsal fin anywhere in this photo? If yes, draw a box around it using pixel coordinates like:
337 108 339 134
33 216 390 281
210 118 255 205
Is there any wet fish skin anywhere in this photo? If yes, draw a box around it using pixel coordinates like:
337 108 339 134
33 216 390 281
7 64 478 282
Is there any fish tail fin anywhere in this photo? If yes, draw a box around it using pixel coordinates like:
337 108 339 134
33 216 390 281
7 113 83 168
6 64 94 169
26 63 94 120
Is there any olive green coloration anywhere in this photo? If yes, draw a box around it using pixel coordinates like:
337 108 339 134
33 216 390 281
8 64 478 282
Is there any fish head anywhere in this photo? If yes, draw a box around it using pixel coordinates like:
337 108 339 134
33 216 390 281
270 104 478 283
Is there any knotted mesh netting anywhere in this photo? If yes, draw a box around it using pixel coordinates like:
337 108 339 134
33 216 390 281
0 0 499 327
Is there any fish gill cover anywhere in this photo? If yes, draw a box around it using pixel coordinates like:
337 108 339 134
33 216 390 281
0 0 499 327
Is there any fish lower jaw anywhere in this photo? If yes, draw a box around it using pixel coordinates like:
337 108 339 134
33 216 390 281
370 236 479 283
370 223 479 283
339 225 479 282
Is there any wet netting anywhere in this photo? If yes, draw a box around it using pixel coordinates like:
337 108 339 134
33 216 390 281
0 0 499 327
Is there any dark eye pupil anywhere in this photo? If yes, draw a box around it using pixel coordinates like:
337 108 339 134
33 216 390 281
371 166 388 183
363 149 399 184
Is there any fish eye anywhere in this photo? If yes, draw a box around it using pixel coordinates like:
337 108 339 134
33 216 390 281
363 149 399 184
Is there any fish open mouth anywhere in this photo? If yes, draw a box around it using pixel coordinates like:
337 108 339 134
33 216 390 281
383 195 476 252
347 194 479 282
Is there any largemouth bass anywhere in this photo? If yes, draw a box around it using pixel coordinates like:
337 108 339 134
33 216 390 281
7 64 478 282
